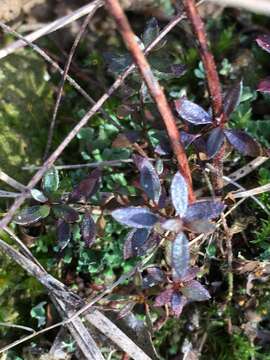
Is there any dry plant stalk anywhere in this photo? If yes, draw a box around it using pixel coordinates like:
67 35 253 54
183 0 226 193
106 0 195 202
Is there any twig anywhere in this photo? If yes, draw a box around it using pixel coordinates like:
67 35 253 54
183 0 223 124
0 1 104 60
206 0 270 15
0 190 24 198
0 170 27 192
43 10 97 159
0 12 187 229
206 164 270 215
0 322 34 333
183 0 226 194
106 0 195 202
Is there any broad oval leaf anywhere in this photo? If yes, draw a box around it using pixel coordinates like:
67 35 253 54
181 280 211 301
154 288 174 307
257 77 270 93
224 129 261 157
123 228 151 259
81 212 96 248
171 292 187 318
184 219 216 234
42 167 59 195
111 207 159 228
133 155 161 203
206 128 225 159
57 219 71 251
69 168 101 202
52 205 79 223
256 35 270 54
180 131 199 149
172 232 190 281
175 99 212 125
170 172 188 217
223 81 243 117
184 201 224 222
30 189 48 203
181 266 200 282
14 205 50 225
161 218 183 233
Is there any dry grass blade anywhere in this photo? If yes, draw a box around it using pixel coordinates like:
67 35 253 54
0 12 186 228
0 0 104 60
232 183 270 198
0 170 27 192
86 310 152 360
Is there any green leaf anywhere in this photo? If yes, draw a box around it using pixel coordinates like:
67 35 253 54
42 167 59 194
13 205 50 225
30 189 48 203
30 301 47 328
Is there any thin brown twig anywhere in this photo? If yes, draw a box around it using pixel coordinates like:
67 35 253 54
183 0 224 124
183 0 226 194
44 11 96 160
0 12 187 229
0 170 27 192
106 0 195 202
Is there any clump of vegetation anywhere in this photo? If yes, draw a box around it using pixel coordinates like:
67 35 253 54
1 1 270 359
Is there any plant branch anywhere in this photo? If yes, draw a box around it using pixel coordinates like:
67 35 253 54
106 0 195 202
183 0 224 125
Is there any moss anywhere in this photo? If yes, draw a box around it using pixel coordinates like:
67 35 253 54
0 50 53 183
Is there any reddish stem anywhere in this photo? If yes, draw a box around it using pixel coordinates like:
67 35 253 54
106 0 195 203
183 0 224 125
183 0 226 193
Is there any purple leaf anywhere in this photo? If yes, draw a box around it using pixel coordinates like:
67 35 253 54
175 98 212 125
69 168 101 202
171 292 187 318
154 288 174 307
172 232 190 281
170 172 188 217
223 81 243 117
14 205 50 225
53 205 79 223
256 35 270 54
184 219 216 234
184 201 224 222
81 212 96 248
224 129 261 157
123 228 151 259
180 131 200 149
161 218 183 233
181 280 211 301
181 266 199 282
57 219 71 250
170 64 187 77
133 155 161 203
142 267 166 289
111 207 159 228
257 77 270 93
206 127 225 159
